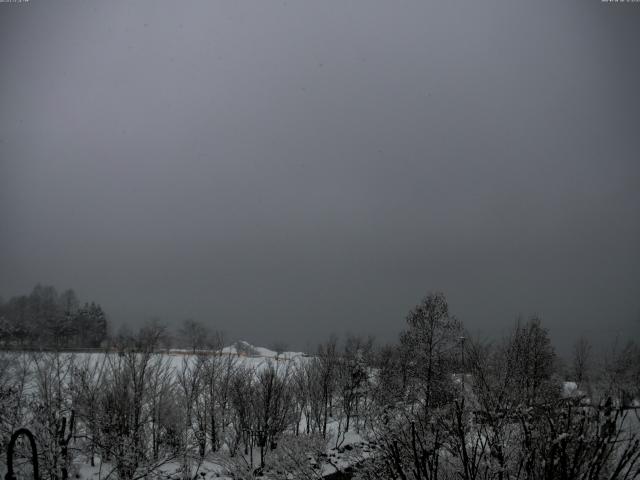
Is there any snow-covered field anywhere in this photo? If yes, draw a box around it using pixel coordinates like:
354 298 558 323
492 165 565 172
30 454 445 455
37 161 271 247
0 342 372 480
3 342 638 480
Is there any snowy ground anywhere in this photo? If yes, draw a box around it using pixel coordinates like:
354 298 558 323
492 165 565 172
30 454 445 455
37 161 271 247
70 416 371 480
0 342 370 480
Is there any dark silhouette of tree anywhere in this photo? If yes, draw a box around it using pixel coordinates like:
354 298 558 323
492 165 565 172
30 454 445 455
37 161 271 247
179 319 210 353
0 285 109 348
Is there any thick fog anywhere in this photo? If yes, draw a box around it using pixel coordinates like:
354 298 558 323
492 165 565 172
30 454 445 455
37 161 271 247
1 0 639 351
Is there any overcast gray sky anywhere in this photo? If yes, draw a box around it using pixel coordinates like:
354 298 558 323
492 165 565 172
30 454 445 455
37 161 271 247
1 0 639 351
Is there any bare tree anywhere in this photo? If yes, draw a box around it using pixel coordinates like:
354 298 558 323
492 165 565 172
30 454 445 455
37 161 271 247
202 334 237 453
0 352 30 454
572 335 592 386
337 335 372 434
30 352 76 480
136 318 169 352
176 355 206 479
400 292 462 409
252 359 294 470
604 339 640 408
145 354 175 462
179 319 210 353
370 293 462 480
71 353 109 467
96 331 179 480
317 335 339 439
228 364 254 458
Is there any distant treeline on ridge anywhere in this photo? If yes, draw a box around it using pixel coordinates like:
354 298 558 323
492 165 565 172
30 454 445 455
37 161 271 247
0 284 108 348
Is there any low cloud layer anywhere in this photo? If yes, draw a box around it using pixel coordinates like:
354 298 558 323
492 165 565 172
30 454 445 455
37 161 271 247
1 0 639 351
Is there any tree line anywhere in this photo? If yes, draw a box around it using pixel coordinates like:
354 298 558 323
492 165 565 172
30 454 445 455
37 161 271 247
0 292 639 480
0 285 108 349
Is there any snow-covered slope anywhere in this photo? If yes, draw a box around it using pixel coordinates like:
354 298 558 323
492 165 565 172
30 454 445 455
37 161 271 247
220 340 306 360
